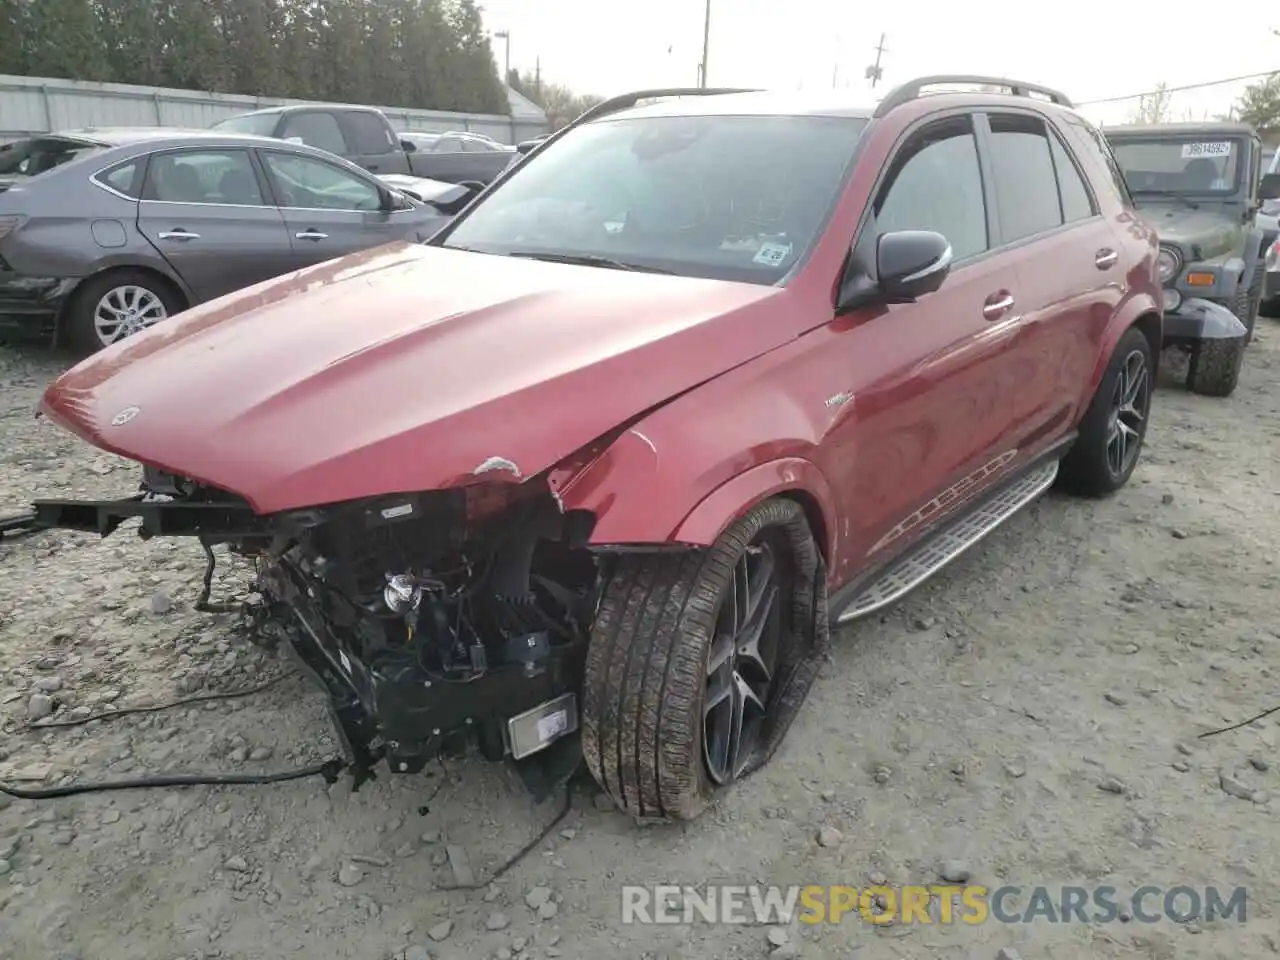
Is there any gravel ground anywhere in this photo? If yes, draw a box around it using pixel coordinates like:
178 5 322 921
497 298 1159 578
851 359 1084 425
0 328 1278 960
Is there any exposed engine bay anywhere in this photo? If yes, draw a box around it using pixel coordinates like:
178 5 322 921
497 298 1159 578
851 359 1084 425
31 467 606 797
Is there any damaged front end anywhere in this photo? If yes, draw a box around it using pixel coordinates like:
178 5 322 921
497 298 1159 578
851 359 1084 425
29 467 604 797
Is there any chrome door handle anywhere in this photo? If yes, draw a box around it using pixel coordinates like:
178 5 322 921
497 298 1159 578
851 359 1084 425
295 230 328 241
982 294 1015 320
1095 248 1119 269
158 229 199 241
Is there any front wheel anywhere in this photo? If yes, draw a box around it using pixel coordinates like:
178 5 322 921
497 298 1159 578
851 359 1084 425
581 498 828 821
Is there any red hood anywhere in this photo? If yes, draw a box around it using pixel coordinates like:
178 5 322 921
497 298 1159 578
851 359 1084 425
42 243 790 513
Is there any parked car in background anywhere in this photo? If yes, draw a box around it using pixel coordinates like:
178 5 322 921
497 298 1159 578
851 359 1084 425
23 78 1162 822
1106 121 1263 397
0 129 463 353
211 105 516 185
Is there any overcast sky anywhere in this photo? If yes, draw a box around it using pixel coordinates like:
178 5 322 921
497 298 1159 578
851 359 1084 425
479 0 1279 125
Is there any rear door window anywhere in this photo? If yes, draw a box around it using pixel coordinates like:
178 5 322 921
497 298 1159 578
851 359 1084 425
279 112 349 156
143 150 266 205
985 113 1065 243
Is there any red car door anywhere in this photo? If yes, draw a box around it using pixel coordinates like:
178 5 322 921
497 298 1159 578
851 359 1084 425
810 112 1034 572
978 111 1122 440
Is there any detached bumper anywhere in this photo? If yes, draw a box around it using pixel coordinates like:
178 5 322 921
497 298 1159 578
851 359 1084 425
0 269 76 337
1163 297 1247 341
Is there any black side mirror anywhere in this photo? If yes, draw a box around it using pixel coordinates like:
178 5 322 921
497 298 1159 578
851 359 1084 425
377 185 397 212
876 230 953 302
1260 173 1280 201
516 139 542 155
400 139 417 153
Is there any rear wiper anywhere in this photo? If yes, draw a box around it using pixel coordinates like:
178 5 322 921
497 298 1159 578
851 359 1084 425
504 250 674 274
1132 190 1200 211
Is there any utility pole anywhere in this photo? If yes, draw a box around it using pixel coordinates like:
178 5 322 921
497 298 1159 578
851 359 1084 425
865 32 887 89
534 56 541 99
494 30 511 83
698 0 711 87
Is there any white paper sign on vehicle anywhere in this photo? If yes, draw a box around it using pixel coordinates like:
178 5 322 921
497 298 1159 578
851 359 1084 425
753 241 792 267
537 709 568 743
1181 141 1232 159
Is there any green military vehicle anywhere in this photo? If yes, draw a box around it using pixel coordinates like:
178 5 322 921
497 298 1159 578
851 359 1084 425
1105 122 1264 398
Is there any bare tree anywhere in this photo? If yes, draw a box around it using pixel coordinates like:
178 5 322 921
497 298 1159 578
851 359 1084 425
1130 82 1173 124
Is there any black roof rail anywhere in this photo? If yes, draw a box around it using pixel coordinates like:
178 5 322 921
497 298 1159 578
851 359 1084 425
574 86 761 125
872 74 1073 119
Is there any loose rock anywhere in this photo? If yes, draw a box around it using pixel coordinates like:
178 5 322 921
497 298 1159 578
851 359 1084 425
938 860 971 883
337 863 364 887
1099 776 1127 795
525 885 553 910
427 919 453 941
766 926 789 947
26 693 54 721
1249 756 1270 772
224 855 249 873
817 826 843 848
996 949 1024 960
149 591 173 615
486 911 511 931
1220 773 1258 801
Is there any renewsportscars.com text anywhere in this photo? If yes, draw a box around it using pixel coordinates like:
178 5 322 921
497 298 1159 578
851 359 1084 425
620 884 1248 925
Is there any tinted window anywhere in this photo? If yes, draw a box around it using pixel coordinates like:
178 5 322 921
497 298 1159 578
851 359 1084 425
872 115 988 261
1048 131 1094 222
442 114 867 285
143 150 264 205
1071 118 1133 205
262 152 381 210
279 112 348 156
986 114 1064 242
96 160 142 198
1108 137 1241 195
345 112 395 155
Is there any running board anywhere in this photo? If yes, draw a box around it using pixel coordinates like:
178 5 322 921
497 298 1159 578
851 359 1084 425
835 459 1060 624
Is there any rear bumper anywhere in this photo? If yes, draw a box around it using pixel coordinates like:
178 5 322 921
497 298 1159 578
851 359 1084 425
0 269 76 337
1163 297 1247 341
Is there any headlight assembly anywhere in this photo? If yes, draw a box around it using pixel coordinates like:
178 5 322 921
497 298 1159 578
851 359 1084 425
1156 246 1181 284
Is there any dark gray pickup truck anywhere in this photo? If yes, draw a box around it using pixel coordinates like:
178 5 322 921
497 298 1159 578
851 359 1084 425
211 104 517 185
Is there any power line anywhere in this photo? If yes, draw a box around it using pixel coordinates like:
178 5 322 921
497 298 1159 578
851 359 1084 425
1076 69 1279 105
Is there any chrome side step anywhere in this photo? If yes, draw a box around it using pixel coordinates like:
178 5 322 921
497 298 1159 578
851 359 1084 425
835 459 1060 624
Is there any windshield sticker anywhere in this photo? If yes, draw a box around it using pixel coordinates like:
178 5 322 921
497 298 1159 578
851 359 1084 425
1181 142 1232 159
753 241 792 267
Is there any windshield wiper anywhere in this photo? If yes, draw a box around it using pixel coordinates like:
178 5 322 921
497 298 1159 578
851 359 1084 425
504 250 675 274
1132 189 1200 211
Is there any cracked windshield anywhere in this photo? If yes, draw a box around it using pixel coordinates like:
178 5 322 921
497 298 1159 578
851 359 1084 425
2 1 1280 959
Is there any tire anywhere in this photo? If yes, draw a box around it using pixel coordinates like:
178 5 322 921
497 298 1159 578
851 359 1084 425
1057 326 1154 497
1231 261 1262 346
63 270 183 355
581 497 829 821
1186 335 1246 397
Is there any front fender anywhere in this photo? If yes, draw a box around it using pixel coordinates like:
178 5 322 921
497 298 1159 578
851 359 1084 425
669 457 838 556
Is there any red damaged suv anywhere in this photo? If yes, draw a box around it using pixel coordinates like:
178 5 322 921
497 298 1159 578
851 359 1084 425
20 76 1161 821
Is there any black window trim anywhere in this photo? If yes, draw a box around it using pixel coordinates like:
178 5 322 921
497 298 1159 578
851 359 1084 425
973 108 1100 252
136 146 273 209
846 106 997 289
1067 116 1134 208
1043 117 1101 220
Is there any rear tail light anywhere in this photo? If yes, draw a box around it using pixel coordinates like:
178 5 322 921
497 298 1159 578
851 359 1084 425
0 215 25 240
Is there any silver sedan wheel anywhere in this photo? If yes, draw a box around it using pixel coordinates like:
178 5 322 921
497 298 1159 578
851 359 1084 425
93 285 168 346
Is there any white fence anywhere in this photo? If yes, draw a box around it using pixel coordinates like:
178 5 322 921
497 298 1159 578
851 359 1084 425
0 74 548 146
